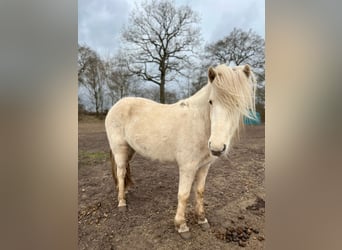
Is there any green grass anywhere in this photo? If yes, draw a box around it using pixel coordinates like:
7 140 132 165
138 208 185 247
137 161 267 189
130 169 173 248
79 150 109 165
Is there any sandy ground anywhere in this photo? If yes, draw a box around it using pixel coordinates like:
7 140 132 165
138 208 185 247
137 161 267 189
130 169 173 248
78 116 265 249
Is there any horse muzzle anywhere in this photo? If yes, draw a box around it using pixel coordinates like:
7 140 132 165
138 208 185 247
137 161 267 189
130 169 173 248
209 143 226 157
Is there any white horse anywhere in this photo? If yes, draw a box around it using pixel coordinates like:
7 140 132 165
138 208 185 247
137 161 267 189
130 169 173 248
105 64 256 239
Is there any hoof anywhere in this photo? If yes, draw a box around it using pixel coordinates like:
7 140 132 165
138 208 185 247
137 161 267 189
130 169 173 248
179 231 192 240
199 222 210 231
118 206 127 212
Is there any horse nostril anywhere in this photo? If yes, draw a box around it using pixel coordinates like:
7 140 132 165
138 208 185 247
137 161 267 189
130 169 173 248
209 143 226 156
210 150 221 156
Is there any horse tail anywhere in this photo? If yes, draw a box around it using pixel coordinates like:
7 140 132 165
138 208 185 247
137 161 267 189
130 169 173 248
109 150 118 190
109 149 134 190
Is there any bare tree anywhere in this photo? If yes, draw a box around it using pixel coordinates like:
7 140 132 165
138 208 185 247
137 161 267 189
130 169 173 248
145 86 178 103
205 28 264 72
78 44 106 116
204 28 265 105
78 44 97 85
121 0 201 103
106 51 135 105
187 63 209 95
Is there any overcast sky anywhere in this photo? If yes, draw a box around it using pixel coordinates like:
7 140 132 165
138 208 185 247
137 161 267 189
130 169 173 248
79 0 264 57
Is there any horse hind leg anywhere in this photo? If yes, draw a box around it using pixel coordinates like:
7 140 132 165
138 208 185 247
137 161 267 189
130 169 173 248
110 146 135 211
110 147 135 191
109 150 118 190
124 148 135 190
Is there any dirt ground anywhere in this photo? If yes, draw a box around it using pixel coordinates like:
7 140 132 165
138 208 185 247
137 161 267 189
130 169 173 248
78 115 265 249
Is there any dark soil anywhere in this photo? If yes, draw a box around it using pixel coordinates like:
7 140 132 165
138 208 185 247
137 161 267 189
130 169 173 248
78 116 265 249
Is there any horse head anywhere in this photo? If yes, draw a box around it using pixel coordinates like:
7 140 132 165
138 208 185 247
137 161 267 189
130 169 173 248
207 64 255 157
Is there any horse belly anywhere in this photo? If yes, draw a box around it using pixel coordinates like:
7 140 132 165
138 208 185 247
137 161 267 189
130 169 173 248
125 123 177 163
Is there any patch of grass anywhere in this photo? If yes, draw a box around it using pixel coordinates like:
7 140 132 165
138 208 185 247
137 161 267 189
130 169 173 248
79 150 109 165
79 114 106 122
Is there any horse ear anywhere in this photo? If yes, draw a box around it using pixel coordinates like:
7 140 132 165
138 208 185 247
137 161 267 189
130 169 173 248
208 67 217 83
243 65 251 78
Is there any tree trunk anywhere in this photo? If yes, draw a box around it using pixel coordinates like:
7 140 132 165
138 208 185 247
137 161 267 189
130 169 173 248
160 71 166 103
95 99 99 116
120 85 124 99
160 83 165 104
94 89 99 116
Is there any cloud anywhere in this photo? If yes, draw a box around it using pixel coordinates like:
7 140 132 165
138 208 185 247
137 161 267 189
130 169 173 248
78 0 130 57
211 0 265 41
188 0 264 43
78 0 265 56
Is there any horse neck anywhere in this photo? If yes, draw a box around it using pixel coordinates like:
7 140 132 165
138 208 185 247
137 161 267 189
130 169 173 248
186 84 211 110
185 84 211 139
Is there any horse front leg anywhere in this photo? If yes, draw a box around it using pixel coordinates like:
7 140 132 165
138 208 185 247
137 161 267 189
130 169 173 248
194 164 210 230
174 166 196 239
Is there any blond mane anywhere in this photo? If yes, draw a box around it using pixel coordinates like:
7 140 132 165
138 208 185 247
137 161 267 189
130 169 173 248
211 64 256 119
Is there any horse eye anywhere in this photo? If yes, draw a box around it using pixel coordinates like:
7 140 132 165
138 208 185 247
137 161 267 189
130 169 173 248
208 100 212 105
